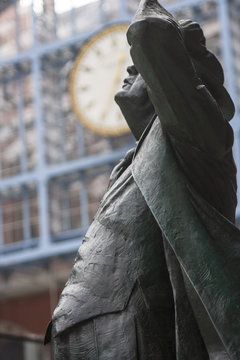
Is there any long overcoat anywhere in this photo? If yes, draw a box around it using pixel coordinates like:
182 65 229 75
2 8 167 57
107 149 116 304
48 3 240 358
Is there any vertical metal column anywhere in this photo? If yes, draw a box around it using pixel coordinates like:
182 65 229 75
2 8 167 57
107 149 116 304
58 73 66 162
70 1 76 36
99 0 105 24
32 3 50 249
80 172 89 228
118 0 128 19
22 186 31 240
218 0 239 110
16 70 28 173
52 0 58 39
61 183 71 231
0 197 4 246
76 122 85 158
218 0 240 217
13 0 20 52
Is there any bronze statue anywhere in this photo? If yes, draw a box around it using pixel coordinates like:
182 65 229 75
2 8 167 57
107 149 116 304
45 1 240 359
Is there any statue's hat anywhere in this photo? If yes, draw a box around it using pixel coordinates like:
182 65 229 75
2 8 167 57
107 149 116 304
180 19 235 121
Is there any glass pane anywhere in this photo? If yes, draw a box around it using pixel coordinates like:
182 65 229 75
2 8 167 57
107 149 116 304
170 0 216 19
101 0 120 22
0 334 51 360
17 0 33 51
42 47 83 164
85 165 111 221
2 197 24 245
230 3 240 108
57 1 100 38
126 0 139 15
83 129 112 157
0 63 36 177
0 4 17 58
0 66 20 177
1 184 39 246
84 131 133 156
23 73 37 171
29 193 39 239
49 173 82 235
110 133 135 151
37 0 57 43
37 0 101 42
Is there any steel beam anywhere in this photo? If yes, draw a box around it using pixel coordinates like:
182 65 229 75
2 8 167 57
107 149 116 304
0 237 82 267
2 0 240 267
0 148 129 191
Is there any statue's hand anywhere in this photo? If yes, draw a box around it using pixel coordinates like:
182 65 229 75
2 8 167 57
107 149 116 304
132 0 175 24
108 148 136 188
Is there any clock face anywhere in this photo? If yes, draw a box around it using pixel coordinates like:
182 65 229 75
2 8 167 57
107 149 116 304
70 24 132 136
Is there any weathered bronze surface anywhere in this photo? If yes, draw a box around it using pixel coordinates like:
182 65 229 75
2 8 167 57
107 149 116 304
45 1 240 359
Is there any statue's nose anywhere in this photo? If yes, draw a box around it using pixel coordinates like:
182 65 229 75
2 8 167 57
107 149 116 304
127 65 138 76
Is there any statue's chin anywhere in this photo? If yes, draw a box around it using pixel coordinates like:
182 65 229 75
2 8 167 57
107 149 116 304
114 88 132 104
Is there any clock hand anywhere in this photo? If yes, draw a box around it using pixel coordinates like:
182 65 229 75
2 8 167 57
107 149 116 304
101 52 126 120
113 52 126 83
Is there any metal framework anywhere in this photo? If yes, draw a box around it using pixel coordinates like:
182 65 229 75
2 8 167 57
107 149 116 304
0 0 239 268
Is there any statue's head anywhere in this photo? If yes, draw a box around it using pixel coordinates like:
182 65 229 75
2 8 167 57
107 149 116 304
115 17 235 140
115 65 155 140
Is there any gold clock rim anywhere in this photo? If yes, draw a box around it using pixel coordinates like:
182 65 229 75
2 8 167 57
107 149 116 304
69 23 131 137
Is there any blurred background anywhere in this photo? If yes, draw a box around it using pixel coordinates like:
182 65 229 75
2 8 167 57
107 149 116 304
0 0 239 358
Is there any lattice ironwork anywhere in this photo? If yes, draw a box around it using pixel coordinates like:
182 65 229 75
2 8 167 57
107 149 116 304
0 0 239 267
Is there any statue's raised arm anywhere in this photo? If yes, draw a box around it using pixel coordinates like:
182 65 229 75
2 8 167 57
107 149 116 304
127 0 235 158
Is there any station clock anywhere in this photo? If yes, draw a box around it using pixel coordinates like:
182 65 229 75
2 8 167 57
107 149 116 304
70 23 132 136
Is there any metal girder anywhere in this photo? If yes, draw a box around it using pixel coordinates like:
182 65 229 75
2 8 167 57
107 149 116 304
0 0 210 68
0 0 15 13
0 148 129 191
0 237 83 268
0 0 239 268
165 0 210 12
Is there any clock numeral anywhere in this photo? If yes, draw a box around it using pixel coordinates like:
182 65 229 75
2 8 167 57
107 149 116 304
81 86 89 92
81 65 91 72
111 38 118 47
95 48 102 56
85 101 94 110
101 111 108 120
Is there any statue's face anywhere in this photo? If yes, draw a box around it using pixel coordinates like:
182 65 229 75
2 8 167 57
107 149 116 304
122 65 139 91
115 65 147 102
115 65 155 140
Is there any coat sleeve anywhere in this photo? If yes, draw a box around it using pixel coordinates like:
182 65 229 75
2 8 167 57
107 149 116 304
127 11 233 158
